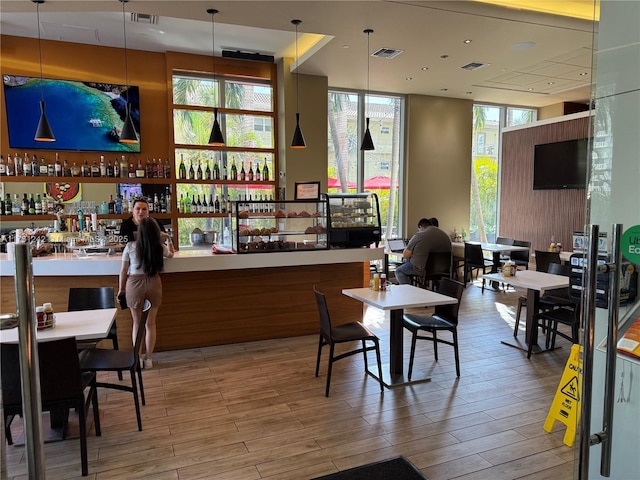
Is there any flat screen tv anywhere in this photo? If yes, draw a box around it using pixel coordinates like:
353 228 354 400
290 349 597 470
533 138 588 190
2 74 140 152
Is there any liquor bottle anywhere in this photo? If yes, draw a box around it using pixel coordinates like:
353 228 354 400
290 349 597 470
145 158 153 178
262 159 269 182
152 158 159 178
255 161 261 182
231 159 238 180
153 193 160 213
34 194 42 215
113 158 120 177
28 194 36 215
213 161 219 180
184 192 191 214
62 159 71 177
178 193 184 213
179 155 187 179
188 161 195 180
214 195 220 214
226 195 232 214
115 195 123 214
4 193 12 215
120 155 128 178
99 155 106 177
192 194 197 214
39 156 48 176
91 159 100 177
46 194 55 215
196 160 203 180
129 163 136 178
31 155 39 177
14 153 22 175
46 156 55 176
205 161 212 180
108 195 115 214
160 193 167 214
136 159 145 178
81 160 90 177
12 194 21 215
248 161 254 181
6 154 14 176
164 158 171 179
0 155 5 176
222 160 228 180
165 187 172 213
240 162 246 181
54 153 62 177
23 153 32 175
106 159 114 177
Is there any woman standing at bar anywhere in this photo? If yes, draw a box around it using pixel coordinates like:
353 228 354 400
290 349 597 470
119 217 174 369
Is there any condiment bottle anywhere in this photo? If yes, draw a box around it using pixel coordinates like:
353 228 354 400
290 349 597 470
43 302 54 327
36 306 45 328
373 274 380 291
380 273 387 291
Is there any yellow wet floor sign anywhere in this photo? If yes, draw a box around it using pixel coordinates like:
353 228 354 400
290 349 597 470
544 343 582 446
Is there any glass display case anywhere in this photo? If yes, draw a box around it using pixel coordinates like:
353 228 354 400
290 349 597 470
234 198 328 253
326 193 381 248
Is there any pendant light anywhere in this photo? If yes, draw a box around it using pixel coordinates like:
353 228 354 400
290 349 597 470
290 19 306 149
33 0 55 142
119 0 138 143
360 28 375 151
207 8 225 146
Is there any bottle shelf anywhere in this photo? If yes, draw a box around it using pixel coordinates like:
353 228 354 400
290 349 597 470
0 175 172 184
0 213 173 221
176 213 229 218
175 179 275 186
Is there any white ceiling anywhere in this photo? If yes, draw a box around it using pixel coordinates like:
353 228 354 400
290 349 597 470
0 1 597 108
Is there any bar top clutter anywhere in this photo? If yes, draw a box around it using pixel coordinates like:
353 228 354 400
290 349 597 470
0 247 384 277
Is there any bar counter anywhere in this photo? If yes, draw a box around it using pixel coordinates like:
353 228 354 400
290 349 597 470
0 248 382 351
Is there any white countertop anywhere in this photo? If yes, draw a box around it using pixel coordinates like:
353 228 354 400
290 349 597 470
0 248 384 276
342 284 458 310
483 270 569 293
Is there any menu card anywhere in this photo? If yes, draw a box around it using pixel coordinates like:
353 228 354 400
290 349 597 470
617 316 640 359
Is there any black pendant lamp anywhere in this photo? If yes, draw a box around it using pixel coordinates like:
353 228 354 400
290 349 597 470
208 8 225 146
290 19 306 149
119 0 138 143
33 0 55 142
360 28 375 151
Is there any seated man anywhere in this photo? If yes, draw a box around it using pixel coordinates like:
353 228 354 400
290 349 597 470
395 217 452 285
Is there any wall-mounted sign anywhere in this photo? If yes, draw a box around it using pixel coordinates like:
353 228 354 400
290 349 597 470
294 181 320 200
621 225 640 264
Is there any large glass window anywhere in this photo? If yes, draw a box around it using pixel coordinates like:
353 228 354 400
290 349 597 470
327 90 404 238
471 105 536 242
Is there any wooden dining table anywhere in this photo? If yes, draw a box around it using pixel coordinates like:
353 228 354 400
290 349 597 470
342 284 458 387
483 270 569 354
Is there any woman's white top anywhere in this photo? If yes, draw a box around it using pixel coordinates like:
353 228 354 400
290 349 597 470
123 241 172 275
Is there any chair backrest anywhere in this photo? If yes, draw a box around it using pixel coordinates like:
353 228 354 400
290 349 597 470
68 287 115 311
510 240 531 263
424 251 452 279
1 337 84 411
496 236 514 246
464 242 485 266
313 286 332 340
132 300 152 366
534 250 561 272
433 278 464 325
547 262 571 276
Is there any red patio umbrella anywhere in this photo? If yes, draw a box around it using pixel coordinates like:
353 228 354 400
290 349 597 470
364 175 397 189
328 177 356 189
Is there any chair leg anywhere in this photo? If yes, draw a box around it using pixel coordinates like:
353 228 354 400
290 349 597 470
432 329 439 362
78 399 88 476
361 340 369 371
130 371 143 431
373 339 384 393
137 364 146 406
514 299 524 337
452 328 460 377
407 330 418 381
315 335 323 378
91 385 101 437
111 331 123 381
325 344 335 397
4 414 14 445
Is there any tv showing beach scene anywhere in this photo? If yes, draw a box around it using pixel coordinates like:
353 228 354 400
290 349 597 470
3 75 141 152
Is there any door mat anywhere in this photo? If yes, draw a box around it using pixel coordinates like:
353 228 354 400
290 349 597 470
311 456 428 480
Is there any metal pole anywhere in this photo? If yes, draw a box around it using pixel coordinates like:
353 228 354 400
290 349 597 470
13 243 46 479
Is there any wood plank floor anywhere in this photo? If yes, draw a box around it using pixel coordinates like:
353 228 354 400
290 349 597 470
3 280 576 480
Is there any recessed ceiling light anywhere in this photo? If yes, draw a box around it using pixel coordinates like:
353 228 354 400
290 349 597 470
406 77 413 81
466 91 473 95
420 67 429 71
512 42 536 50
440 88 448 91
579 72 588 76
547 82 555 85
528 88 534 91
463 39 472 44
440 54 449 59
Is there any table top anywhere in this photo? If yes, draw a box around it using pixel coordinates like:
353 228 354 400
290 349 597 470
483 270 569 293
452 241 530 253
342 284 458 310
0 308 117 343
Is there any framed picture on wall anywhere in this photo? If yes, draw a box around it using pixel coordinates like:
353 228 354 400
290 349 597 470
294 181 320 200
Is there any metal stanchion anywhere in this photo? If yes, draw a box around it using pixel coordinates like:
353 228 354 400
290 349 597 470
1 243 46 479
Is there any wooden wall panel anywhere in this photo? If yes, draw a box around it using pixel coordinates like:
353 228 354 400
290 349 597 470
500 116 591 258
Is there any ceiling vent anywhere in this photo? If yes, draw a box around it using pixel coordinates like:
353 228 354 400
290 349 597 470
461 61 490 71
130 13 158 25
371 48 404 59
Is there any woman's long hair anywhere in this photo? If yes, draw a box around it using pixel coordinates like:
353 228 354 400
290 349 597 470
136 218 164 276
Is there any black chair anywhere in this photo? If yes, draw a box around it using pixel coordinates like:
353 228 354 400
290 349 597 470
510 240 531 270
69 287 121 379
534 250 561 272
496 236 514 262
80 300 151 431
463 242 492 292
403 278 465 378
410 251 452 290
313 286 384 397
2 337 101 476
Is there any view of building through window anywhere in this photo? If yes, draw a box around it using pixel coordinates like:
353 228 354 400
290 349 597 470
471 105 536 242
327 90 404 238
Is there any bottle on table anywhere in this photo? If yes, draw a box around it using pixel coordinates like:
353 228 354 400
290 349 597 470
31 155 39 177
91 160 100 177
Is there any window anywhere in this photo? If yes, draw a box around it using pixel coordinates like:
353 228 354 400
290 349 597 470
328 90 404 238
470 105 536 242
253 117 272 132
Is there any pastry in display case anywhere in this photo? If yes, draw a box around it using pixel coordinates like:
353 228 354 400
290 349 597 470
326 193 381 248
234 198 328 253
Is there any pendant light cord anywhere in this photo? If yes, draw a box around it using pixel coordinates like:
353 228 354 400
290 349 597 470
296 22 300 113
36 1 44 101
121 0 130 104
